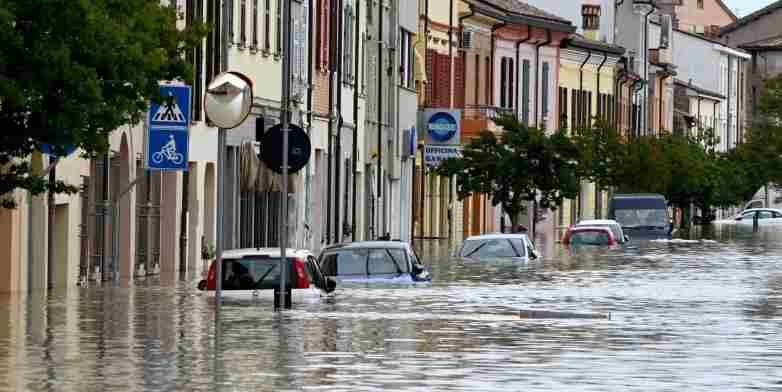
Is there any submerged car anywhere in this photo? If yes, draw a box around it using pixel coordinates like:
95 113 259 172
734 208 782 224
198 248 335 294
318 241 431 283
577 219 630 243
455 234 539 261
562 226 618 247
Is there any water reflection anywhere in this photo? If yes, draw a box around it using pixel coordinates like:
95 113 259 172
2 224 782 390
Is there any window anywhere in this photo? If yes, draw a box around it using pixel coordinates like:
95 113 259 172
344 3 356 83
697 0 704 9
582 5 601 30
542 62 550 121
499 57 514 109
275 0 282 55
322 250 368 276
509 238 528 257
474 54 480 104
368 249 407 275
240 0 247 47
221 258 293 290
252 0 258 49
522 60 530 124
264 0 271 52
460 239 517 258
758 211 774 220
559 87 569 130
485 57 491 106
400 29 414 89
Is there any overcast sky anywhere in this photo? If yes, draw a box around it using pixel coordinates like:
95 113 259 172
724 0 773 17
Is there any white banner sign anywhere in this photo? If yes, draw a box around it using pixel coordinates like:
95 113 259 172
424 145 462 167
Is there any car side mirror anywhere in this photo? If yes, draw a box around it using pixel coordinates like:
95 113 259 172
735 216 743 221
624 235 630 242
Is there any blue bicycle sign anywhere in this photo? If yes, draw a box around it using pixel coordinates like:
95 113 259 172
146 84 191 171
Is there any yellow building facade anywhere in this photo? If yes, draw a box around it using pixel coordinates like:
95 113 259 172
556 35 624 235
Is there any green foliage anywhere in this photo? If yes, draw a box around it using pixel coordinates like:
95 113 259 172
437 116 580 231
0 0 208 206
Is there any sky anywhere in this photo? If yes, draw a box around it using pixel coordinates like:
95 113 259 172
724 0 774 17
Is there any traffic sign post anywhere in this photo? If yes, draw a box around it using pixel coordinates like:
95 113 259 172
146 84 192 171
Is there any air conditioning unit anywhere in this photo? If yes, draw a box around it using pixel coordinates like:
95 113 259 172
461 31 472 49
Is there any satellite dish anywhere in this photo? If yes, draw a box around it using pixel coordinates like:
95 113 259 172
204 71 254 129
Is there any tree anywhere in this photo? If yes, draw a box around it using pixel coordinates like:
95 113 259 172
437 116 580 234
0 0 207 207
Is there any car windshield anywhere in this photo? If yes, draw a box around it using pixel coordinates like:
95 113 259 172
614 209 667 228
221 258 291 290
570 231 611 246
320 248 409 276
581 224 622 241
460 239 517 258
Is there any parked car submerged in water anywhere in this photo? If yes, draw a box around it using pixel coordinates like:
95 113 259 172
577 219 630 243
455 234 539 262
733 208 782 224
318 241 431 283
562 226 618 247
198 248 335 295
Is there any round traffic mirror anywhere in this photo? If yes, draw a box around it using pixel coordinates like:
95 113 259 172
204 71 254 129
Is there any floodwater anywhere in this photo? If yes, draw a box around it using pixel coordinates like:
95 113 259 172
2 224 782 391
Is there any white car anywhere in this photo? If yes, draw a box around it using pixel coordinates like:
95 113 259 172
734 208 782 224
577 219 630 243
455 234 539 261
198 248 335 298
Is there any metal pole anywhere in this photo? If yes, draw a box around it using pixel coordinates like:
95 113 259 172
111 174 146 281
280 0 293 309
376 0 383 239
216 0 231 306
47 159 57 289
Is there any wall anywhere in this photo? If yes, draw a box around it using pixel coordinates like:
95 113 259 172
674 0 735 32
722 7 782 47
673 30 722 93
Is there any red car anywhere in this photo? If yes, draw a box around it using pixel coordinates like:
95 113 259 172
562 226 617 247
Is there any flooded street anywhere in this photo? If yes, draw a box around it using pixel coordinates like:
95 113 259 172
3 224 782 391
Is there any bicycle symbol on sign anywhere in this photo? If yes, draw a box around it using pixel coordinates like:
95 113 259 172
152 135 185 165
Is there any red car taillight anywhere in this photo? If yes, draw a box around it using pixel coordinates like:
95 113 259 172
294 258 310 289
206 262 216 290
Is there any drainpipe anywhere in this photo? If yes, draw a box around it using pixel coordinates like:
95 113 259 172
335 0 344 243
490 23 507 107
306 0 314 245
376 0 383 239
596 51 608 122
737 59 742 143
579 49 592 129
643 4 656 135
515 26 532 117
713 100 718 152
727 56 732 149
658 70 671 133
535 30 552 128
351 0 360 240
326 0 336 245
617 77 625 129
449 0 454 108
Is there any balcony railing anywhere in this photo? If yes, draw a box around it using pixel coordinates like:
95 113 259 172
463 105 515 121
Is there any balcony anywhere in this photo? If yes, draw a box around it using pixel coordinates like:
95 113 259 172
462 105 515 140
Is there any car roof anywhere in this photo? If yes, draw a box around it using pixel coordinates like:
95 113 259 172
222 248 313 259
577 219 620 226
464 233 530 241
322 241 409 251
570 226 613 233
613 194 666 199
743 208 782 213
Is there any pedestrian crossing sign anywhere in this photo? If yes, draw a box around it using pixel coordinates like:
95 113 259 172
146 84 191 171
149 85 191 129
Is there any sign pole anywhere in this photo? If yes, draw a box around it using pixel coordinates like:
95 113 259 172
279 0 293 309
215 0 231 308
